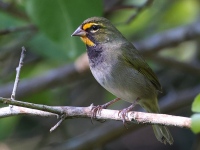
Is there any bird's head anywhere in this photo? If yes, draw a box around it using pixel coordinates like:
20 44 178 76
72 17 122 47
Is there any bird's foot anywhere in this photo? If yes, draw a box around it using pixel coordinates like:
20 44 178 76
118 98 139 128
91 98 121 123
118 105 134 128
91 104 107 119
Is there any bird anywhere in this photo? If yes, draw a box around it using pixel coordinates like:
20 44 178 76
71 16 173 145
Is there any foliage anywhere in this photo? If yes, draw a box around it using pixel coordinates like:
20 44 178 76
25 0 103 60
191 94 200 133
0 0 200 149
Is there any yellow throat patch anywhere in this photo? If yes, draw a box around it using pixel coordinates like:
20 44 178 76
80 22 99 47
80 36 95 47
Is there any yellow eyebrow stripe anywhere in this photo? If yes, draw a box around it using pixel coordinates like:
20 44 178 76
82 23 98 30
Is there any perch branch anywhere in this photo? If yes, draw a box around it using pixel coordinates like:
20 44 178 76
0 97 191 129
0 106 57 118
53 85 200 150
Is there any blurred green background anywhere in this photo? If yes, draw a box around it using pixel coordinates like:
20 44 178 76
0 0 200 150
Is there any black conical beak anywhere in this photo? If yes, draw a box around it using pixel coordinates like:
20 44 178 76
71 26 87 37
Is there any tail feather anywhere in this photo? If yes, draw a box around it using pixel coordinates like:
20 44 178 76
152 125 174 145
140 99 174 145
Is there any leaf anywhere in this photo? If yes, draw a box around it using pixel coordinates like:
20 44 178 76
25 0 103 59
27 33 67 60
192 94 200 113
191 114 200 133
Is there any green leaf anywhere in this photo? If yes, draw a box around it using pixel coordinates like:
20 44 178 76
192 94 200 112
25 0 103 59
27 33 67 60
191 114 200 133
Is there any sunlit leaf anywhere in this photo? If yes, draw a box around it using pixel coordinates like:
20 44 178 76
191 114 200 134
25 0 103 59
192 94 200 113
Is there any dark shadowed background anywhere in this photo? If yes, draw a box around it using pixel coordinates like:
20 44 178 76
0 0 200 150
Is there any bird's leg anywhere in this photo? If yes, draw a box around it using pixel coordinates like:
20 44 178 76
118 98 140 128
91 97 121 119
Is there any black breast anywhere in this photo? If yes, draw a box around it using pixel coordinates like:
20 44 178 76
86 45 104 68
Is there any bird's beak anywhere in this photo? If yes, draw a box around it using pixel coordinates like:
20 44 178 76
71 26 87 37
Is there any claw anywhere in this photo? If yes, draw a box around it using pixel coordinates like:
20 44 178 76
118 99 139 128
90 98 121 124
91 105 106 124
118 108 130 129
91 105 104 118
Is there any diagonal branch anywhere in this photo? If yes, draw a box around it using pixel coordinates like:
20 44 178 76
11 47 26 100
136 21 200 55
0 1 29 21
126 0 154 24
149 55 200 76
0 24 37 35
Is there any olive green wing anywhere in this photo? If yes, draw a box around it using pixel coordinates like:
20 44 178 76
122 43 162 92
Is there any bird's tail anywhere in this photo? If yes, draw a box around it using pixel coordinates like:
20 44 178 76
140 99 174 145
152 125 174 145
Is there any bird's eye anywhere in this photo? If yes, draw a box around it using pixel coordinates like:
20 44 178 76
90 25 99 33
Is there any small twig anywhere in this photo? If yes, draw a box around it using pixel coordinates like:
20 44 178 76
126 0 153 24
11 46 26 101
0 97 63 115
0 24 36 35
50 114 66 132
0 1 29 21
104 5 139 16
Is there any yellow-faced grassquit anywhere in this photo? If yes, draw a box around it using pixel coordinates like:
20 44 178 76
72 17 173 145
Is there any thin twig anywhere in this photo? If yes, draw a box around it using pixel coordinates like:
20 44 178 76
50 114 66 132
104 5 139 16
126 0 154 24
0 1 29 21
0 24 36 35
0 97 62 115
11 46 26 101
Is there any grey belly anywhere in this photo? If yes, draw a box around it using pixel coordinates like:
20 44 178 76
90 63 157 103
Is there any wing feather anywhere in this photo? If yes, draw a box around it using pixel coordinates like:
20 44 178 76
121 43 162 92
